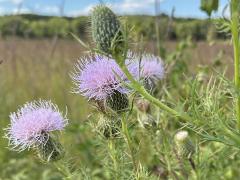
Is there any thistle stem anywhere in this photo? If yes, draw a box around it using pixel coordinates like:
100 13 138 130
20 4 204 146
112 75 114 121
118 60 192 122
108 139 118 177
231 0 240 130
121 114 138 171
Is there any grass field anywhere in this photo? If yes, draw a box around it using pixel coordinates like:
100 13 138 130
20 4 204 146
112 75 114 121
0 38 236 179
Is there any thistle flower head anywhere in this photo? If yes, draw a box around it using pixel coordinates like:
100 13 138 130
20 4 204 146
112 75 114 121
71 54 128 101
128 53 165 81
127 53 165 91
5 100 68 152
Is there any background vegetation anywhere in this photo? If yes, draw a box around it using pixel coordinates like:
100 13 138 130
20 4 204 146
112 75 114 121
0 14 227 40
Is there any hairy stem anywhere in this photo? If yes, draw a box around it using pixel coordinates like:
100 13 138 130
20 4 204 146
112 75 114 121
108 139 118 178
231 0 240 130
121 114 138 171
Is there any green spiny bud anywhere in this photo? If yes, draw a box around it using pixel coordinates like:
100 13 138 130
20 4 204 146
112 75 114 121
174 131 195 159
106 90 129 113
97 115 121 138
37 133 64 162
91 5 123 55
138 113 157 130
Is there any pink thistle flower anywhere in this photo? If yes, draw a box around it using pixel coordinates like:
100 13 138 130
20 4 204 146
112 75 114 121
71 54 129 100
128 53 165 81
5 100 68 152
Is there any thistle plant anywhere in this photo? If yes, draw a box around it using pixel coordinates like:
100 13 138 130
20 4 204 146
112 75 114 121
88 2 240 149
4 0 240 179
5 100 68 162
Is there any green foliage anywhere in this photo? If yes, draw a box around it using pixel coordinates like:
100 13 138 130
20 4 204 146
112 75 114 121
0 14 229 41
0 16 30 37
30 20 50 37
47 17 70 37
70 17 88 38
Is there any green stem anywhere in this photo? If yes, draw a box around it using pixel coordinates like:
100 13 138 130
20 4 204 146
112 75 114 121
108 139 118 177
118 60 192 122
231 0 240 130
121 114 138 171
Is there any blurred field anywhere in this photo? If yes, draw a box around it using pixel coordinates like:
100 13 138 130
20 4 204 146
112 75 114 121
0 38 234 178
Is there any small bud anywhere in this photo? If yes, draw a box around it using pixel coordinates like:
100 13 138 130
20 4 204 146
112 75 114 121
106 90 129 113
97 115 121 138
91 5 123 55
138 113 157 129
136 99 150 113
37 133 64 162
196 72 207 83
174 131 195 159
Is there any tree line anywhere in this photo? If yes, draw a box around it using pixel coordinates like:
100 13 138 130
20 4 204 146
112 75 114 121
0 14 227 41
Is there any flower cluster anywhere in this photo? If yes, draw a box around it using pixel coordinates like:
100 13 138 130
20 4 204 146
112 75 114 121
72 53 164 101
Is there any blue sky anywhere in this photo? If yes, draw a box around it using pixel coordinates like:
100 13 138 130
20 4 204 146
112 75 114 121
0 0 229 18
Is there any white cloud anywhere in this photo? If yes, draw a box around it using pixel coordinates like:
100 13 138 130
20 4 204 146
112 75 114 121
68 0 165 17
0 0 24 4
12 7 31 14
25 4 60 15
11 0 23 4
41 5 59 15
68 4 94 17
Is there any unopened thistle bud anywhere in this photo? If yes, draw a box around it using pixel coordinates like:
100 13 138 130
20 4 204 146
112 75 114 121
91 5 123 55
174 131 195 159
97 115 121 138
138 113 157 130
136 99 150 113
